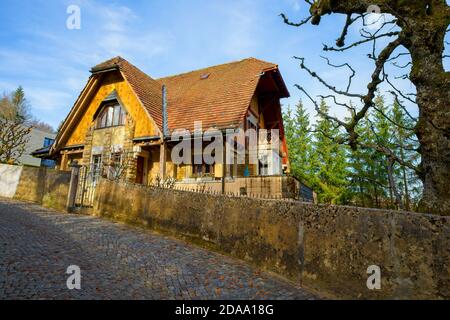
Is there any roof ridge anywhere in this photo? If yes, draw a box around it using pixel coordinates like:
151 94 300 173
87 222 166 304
92 56 277 81
156 57 276 80
118 58 159 83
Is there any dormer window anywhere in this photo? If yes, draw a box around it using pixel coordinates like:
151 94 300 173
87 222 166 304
96 103 127 129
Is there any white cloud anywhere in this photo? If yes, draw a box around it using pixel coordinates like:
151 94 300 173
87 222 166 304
26 88 72 112
101 6 137 33
84 1 174 60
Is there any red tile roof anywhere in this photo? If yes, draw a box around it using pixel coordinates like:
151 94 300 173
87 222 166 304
91 57 288 134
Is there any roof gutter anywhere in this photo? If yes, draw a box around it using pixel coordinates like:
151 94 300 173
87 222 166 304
161 85 169 139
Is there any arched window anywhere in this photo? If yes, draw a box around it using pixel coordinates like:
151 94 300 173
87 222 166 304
96 103 127 129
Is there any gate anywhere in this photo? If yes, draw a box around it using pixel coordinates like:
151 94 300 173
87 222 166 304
74 166 101 208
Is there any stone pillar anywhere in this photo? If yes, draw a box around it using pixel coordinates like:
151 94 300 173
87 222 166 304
81 125 94 167
66 160 81 212
124 118 137 183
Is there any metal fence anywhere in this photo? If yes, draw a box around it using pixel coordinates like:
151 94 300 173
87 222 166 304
72 166 315 207
170 181 315 202
75 166 101 208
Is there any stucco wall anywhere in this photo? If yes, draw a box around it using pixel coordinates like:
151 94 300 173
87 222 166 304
94 180 449 299
0 164 23 198
0 164 71 211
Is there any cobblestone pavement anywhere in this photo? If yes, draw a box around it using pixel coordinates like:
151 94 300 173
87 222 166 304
0 198 316 300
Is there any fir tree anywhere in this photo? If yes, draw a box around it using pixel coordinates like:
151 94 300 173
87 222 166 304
311 100 348 204
283 101 313 185
390 100 421 210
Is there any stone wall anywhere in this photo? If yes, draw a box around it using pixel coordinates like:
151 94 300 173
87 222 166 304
9 165 71 211
94 179 449 299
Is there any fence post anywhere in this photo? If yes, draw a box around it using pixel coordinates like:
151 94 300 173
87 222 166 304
66 161 81 212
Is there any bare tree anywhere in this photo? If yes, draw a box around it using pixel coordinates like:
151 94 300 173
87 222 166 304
0 94 17 120
281 1 450 215
28 120 55 134
0 118 31 164
1 86 54 133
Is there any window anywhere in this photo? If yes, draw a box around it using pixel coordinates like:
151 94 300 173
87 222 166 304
43 137 54 148
259 156 268 176
92 155 103 183
205 163 214 174
192 163 215 177
41 159 55 168
107 153 123 180
96 103 127 129
193 164 203 176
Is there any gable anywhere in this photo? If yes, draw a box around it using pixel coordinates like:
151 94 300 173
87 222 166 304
64 71 160 148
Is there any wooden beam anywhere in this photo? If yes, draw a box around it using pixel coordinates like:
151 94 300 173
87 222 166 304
134 141 162 147
60 149 84 155
60 153 69 171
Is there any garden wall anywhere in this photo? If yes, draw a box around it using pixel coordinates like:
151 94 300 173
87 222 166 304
94 179 449 299
0 164 71 211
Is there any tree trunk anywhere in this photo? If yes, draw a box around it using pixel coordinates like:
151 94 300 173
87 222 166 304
405 14 450 215
400 146 411 211
415 83 450 215
359 181 365 207
387 158 403 210
387 164 394 208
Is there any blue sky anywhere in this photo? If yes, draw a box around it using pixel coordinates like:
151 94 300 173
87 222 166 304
0 0 447 129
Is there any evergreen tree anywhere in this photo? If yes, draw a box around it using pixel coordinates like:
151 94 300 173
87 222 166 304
1 86 30 121
11 86 31 121
346 95 421 210
283 101 313 185
347 115 378 207
390 100 421 210
371 95 396 208
283 95 421 211
311 100 348 204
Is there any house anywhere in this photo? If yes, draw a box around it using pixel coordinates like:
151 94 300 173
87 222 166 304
19 127 56 167
37 57 312 199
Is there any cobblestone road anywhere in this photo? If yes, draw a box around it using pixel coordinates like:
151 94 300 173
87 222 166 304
0 199 316 300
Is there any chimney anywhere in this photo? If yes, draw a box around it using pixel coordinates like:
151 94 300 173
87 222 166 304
162 85 169 138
